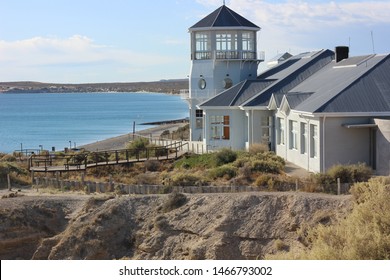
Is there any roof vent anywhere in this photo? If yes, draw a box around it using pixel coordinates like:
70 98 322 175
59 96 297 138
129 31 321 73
335 46 349 63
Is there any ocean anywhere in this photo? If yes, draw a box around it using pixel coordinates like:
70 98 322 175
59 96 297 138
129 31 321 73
0 92 188 153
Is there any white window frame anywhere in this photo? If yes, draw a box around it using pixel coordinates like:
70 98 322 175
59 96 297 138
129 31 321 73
301 122 308 154
310 124 318 158
277 117 285 145
289 120 298 150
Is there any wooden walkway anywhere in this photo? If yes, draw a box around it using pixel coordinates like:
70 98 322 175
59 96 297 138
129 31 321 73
29 143 187 173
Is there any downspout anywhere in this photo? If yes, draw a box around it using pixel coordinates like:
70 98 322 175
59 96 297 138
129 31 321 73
307 119 310 172
251 110 254 145
322 116 327 173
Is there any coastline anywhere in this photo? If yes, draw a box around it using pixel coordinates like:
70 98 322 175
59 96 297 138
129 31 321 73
79 122 187 151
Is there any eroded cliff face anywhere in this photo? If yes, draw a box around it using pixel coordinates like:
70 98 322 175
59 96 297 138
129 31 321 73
0 192 351 260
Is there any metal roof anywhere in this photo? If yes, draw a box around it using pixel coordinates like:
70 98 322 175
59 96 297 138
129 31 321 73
290 54 390 113
199 49 334 108
200 79 275 107
190 5 260 30
243 49 334 107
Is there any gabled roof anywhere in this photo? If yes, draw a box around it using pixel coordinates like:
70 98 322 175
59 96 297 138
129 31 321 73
199 49 334 109
190 5 260 30
200 79 275 107
290 54 390 113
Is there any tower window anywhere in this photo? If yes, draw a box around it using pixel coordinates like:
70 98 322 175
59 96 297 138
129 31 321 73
198 78 206 90
195 32 211 60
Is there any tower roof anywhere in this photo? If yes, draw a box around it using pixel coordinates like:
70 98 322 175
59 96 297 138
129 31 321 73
190 5 260 30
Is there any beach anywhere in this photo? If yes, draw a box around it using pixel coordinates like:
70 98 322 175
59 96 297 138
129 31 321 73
79 122 187 151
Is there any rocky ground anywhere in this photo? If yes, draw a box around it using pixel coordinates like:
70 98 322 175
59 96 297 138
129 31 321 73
0 189 351 260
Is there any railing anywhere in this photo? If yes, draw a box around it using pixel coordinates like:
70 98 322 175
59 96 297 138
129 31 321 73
28 143 189 172
180 89 219 102
192 50 264 61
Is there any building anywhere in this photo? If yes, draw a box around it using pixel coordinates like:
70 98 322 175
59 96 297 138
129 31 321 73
184 5 390 175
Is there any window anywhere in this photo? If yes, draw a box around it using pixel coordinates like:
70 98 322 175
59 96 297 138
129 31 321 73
261 116 271 146
210 115 230 140
195 110 203 129
216 32 238 59
242 32 254 51
301 122 308 154
289 120 298 150
242 32 256 59
310 124 318 158
277 118 285 145
195 32 210 59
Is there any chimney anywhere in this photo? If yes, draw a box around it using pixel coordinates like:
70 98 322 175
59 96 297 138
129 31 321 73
335 46 349 63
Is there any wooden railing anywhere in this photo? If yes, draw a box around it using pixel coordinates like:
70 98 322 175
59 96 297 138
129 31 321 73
29 142 189 172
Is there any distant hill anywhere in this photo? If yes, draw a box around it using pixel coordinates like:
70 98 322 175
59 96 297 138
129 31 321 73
0 79 188 94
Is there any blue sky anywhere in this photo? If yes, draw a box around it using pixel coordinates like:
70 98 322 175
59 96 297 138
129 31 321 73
1 0 389 83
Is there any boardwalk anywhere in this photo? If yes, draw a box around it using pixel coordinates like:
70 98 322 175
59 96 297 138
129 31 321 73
29 143 187 173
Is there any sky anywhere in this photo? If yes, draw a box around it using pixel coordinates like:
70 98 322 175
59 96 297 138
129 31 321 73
0 0 389 83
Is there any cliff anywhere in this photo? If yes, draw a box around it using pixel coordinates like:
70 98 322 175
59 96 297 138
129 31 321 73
0 192 351 260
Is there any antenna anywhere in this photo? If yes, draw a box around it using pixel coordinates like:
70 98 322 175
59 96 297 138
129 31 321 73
223 0 226 5
371 31 376 54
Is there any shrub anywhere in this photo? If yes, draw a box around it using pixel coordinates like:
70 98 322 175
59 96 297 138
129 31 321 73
249 143 269 154
171 173 203 186
162 192 187 212
251 160 283 174
144 160 160 172
208 166 237 180
327 163 372 184
126 138 149 152
0 154 17 162
213 148 237 166
174 153 215 169
268 177 390 259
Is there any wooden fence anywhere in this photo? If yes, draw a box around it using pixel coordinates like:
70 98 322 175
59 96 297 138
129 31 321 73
33 176 351 195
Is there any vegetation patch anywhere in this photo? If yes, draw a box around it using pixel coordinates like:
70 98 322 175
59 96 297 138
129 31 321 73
267 177 390 259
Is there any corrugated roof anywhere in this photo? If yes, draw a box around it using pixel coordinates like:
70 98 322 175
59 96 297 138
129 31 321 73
243 49 334 107
190 5 260 30
291 54 390 113
200 79 275 107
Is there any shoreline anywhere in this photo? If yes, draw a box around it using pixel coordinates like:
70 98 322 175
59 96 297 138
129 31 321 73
79 122 187 151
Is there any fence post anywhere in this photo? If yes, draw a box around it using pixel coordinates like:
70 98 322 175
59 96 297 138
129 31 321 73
295 179 299 192
337 178 341 195
7 174 11 191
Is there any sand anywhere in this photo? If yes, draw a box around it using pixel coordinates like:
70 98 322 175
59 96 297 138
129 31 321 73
79 123 187 151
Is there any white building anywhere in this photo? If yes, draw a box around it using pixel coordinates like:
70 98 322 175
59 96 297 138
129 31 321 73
184 5 390 175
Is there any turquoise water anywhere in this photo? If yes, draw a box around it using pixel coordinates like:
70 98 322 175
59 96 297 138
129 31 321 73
0 92 188 153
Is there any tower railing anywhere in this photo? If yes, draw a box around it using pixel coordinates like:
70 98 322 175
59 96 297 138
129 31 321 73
192 50 264 61
180 89 219 102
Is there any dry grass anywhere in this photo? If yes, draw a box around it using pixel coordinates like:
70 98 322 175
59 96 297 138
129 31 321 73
267 177 390 260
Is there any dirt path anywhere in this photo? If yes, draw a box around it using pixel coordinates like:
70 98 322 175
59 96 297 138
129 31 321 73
79 123 187 151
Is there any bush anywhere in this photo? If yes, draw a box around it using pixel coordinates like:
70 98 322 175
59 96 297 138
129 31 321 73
171 173 203 186
248 143 269 154
208 166 237 180
144 160 160 172
162 192 187 212
268 177 390 259
251 160 283 174
174 153 215 169
327 163 372 183
214 149 237 166
126 138 149 151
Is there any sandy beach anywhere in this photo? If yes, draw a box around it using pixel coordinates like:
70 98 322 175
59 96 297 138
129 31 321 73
79 122 187 151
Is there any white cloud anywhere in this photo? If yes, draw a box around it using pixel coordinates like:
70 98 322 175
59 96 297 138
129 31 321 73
0 35 182 82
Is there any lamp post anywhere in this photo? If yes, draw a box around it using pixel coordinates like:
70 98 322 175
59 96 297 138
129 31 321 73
69 141 72 149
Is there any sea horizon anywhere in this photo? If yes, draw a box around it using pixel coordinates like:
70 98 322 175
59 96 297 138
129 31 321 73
0 92 188 153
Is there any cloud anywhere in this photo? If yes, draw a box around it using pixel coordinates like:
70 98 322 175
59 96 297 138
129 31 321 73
227 0 390 30
0 35 182 82
194 1 390 58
